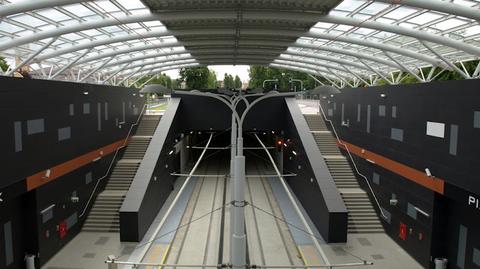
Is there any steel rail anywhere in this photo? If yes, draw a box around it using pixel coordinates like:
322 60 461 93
131 132 214 264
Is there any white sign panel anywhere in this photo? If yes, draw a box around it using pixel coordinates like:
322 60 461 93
426 121 445 138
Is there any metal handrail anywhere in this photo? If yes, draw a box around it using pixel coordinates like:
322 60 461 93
317 100 387 219
79 103 148 218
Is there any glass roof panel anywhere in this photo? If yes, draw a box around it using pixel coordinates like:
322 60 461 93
0 0 477 84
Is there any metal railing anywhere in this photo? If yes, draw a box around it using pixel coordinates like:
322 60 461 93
317 100 387 219
79 103 148 218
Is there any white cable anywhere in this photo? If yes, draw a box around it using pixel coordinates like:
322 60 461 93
134 132 214 264
254 133 331 266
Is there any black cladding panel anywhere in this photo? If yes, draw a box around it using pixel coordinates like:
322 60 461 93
0 77 144 192
323 78 480 268
0 76 144 267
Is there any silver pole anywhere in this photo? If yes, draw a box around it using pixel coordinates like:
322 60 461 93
231 155 246 269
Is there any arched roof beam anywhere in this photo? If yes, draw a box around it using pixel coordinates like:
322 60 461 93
41 37 401 71
269 63 341 86
1 12 448 65
100 48 281 69
272 59 354 81
0 0 89 18
373 0 480 22
114 58 197 76
95 48 373 77
110 53 362 81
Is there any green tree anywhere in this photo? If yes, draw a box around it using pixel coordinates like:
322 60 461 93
178 67 211 89
0 56 9 72
207 70 217 88
248 66 317 91
224 73 235 88
135 73 172 88
234 75 242 89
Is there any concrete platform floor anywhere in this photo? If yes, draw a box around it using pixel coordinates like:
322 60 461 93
42 129 423 269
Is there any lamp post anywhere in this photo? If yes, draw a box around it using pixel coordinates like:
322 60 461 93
289 78 304 92
262 79 279 90
174 90 295 269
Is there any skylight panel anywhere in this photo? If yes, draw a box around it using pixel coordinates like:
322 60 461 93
115 0 146 10
329 10 350 17
36 9 71 22
353 28 376 35
0 21 23 34
81 29 103 37
433 18 468 31
351 13 371 20
360 2 390 15
313 22 335 29
10 14 47 27
101 26 122 34
62 33 84 42
465 25 480 36
16 30 34 37
62 4 95 17
408 12 443 25
334 0 365 12
384 6 418 20
143 21 163 27
94 0 121 12
335 25 354 32
398 22 418 29
375 17 395 25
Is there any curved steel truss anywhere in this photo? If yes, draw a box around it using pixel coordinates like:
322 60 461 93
0 0 479 87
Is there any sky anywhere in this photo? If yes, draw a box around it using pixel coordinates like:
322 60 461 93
164 65 251 83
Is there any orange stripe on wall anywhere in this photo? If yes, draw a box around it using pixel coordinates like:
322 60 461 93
26 138 129 191
337 139 445 194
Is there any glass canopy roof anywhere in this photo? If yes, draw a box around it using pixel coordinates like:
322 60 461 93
0 0 479 87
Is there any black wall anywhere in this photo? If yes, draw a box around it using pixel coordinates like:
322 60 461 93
322 79 480 269
0 77 144 268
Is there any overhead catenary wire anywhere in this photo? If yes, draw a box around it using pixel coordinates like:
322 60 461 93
119 132 215 265
252 133 374 268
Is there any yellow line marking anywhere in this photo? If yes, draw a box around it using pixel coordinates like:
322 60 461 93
297 245 309 269
159 244 171 268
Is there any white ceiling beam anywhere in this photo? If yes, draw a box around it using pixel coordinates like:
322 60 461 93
373 0 480 21
3 11 471 62
5 37 57 76
0 0 88 18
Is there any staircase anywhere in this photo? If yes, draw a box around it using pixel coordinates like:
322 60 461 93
82 115 161 232
304 114 383 234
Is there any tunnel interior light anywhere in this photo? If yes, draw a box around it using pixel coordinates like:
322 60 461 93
380 93 387 98
168 150 174 155
292 150 297 156
83 91 89 95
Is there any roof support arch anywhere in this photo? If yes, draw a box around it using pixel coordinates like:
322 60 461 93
373 0 480 21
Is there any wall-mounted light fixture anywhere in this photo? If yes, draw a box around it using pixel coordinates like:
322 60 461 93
425 168 433 177
43 169 51 179
83 91 89 95
380 93 387 98
414 206 430 218
292 150 297 156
